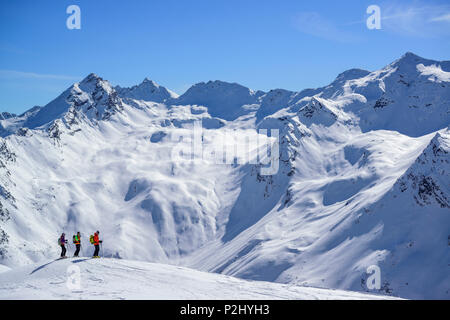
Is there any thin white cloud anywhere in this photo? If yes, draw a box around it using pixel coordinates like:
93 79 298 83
430 13 450 22
339 2 450 38
380 1 450 37
293 12 360 43
0 70 79 81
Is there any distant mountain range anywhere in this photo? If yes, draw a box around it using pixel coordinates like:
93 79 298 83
0 52 448 299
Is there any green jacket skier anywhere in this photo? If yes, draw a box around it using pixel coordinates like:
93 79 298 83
73 232 81 257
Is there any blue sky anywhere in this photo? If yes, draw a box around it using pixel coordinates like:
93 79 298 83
1 0 450 114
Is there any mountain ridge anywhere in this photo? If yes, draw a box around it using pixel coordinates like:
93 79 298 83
0 52 448 299
3 51 449 135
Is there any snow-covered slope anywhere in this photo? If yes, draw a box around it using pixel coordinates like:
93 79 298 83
0 100 245 266
185 126 449 299
0 257 397 300
0 264 10 274
274 129 450 300
0 52 448 299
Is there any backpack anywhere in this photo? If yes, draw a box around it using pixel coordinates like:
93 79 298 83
58 237 62 245
73 235 77 244
90 235 94 244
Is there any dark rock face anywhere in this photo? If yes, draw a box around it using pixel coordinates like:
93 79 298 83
408 175 449 208
395 133 449 208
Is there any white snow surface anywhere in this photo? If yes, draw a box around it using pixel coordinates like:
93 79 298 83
417 64 450 82
0 264 10 273
0 52 449 300
0 257 397 300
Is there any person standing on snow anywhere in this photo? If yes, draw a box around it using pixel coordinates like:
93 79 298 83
73 231 81 257
92 231 102 258
59 233 67 258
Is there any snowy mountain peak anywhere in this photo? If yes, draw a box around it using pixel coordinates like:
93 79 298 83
174 80 261 120
297 97 338 127
18 73 123 131
80 72 102 83
183 80 256 95
78 73 106 89
255 89 296 120
142 77 155 84
387 52 441 76
333 68 371 84
140 77 168 90
399 51 424 61
78 73 114 95
135 77 162 89
115 77 178 102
